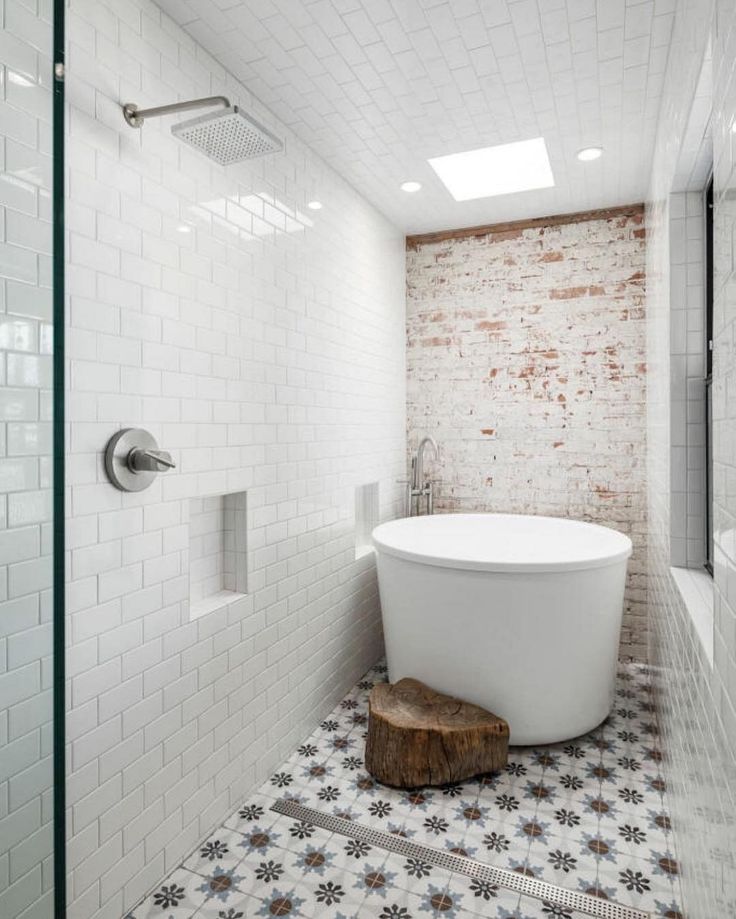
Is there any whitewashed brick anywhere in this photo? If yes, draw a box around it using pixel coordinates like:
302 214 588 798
406 207 648 659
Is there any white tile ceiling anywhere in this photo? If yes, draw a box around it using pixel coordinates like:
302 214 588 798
154 0 676 234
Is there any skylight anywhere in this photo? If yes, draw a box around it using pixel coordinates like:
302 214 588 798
428 138 555 201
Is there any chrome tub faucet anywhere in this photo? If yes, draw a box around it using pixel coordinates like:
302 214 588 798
408 435 438 516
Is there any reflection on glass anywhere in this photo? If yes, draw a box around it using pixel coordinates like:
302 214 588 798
0 1 58 917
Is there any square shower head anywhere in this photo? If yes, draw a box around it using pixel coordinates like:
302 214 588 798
171 106 283 165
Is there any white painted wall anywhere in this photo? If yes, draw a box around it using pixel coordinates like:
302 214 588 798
64 0 406 915
646 0 736 913
0 0 55 917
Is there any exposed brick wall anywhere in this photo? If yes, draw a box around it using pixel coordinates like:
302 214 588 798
406 207 648 660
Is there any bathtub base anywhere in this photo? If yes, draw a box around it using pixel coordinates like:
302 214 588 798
376 552 628 746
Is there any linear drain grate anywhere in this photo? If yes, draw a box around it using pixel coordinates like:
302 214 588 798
270 799 652 919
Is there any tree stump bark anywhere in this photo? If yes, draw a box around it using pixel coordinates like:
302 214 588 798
365 678 509 788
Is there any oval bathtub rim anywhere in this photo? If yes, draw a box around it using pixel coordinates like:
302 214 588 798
372 512 633 574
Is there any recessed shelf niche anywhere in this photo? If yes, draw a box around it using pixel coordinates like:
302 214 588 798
355 482 379 559
188 491 248 620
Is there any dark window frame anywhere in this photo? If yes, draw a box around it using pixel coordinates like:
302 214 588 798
705 176 714 576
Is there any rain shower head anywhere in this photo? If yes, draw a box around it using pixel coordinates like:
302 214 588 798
122 96 283 165
172 107 283 165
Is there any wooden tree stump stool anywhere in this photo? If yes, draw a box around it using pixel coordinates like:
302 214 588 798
365 678 509 788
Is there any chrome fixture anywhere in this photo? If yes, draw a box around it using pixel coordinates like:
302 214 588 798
105 428 176 492
121 96 283 165
407 435 439 516
122 95 229 128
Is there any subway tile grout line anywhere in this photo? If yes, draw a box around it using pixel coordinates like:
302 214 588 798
270 798 653 919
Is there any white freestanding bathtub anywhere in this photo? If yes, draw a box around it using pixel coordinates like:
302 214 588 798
372 513 632 745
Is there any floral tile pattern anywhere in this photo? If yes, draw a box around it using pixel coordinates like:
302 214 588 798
127 661 684 919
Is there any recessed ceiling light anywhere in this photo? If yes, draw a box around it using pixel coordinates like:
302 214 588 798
428 138 554 201
400 181 422 193
307 200 323 210
176 224 192 233
577 146 603 162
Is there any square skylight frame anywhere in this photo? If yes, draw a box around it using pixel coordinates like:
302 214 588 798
428 137 555 202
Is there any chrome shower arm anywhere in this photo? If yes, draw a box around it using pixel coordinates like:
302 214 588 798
122 95 231 128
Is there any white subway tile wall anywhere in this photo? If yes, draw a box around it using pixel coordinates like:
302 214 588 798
406 210 649 660
646 0 736 915
65 0 406 916
0 0 56 918
669 191 708 568
155 0 677 236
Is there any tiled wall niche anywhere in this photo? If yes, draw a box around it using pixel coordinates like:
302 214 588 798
188 492 248 620
64 0 406 915
354 483 379 560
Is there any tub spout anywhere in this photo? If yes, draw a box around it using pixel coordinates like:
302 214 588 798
410 436 438 515
413 436 438 491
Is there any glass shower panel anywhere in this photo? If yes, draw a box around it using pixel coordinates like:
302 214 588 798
0 1 63 917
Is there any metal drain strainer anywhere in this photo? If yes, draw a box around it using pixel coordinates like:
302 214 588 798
270 799 652 919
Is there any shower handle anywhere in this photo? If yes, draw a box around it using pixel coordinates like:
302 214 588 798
129 448 176 472
105 428 176 492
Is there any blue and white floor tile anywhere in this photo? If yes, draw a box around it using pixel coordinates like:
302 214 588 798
127 662 683 919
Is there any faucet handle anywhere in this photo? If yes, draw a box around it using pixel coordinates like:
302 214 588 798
130 448 176 472
105 428 176 492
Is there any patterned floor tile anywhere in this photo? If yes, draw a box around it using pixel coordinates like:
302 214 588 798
192 889 264 919
222 793 282 833
184 828 251 878
130 662 684 919
446 873 522 917
129 868 218 918
515 893 590 918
